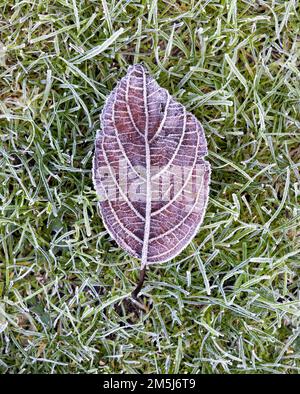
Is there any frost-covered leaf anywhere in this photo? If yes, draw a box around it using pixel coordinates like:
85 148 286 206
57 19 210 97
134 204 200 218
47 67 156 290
93 64 210 268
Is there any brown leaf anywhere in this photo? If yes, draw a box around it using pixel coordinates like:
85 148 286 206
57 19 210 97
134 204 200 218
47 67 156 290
93 64 210 268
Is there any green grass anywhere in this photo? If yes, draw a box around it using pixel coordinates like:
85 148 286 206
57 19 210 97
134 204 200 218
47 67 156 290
0 0 299 374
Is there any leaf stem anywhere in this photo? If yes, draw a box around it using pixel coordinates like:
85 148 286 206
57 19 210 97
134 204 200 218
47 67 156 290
131 266 147 299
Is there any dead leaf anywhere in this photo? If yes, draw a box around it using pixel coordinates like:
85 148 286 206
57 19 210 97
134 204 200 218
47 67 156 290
93 64 210 293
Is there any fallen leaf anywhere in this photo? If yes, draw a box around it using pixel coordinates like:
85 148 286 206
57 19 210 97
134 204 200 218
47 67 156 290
93 64 210 286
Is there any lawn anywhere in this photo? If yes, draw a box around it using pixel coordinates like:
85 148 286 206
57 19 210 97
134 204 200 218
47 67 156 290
0 0 299 374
